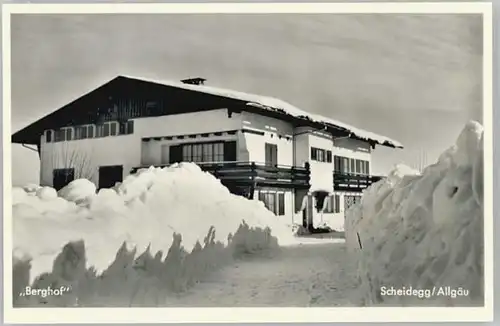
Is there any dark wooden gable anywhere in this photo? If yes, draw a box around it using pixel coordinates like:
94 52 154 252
11 76 246 145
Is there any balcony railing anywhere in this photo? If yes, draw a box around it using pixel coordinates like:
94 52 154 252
333 172 383 192
131 161 311 192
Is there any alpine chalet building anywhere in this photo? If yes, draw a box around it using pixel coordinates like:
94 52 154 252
12 76 403 231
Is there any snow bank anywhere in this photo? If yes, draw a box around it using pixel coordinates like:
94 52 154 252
13 163 296 306
345 121 484 306
58 179 96 204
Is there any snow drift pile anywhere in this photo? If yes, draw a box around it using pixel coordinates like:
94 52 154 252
345 121 484 306
13 163 295 306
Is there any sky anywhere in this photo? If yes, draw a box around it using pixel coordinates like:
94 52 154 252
10 13 483 186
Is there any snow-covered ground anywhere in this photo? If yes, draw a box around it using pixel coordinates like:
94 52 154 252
165 242 357 307
345 121 484 306
12 163 300 306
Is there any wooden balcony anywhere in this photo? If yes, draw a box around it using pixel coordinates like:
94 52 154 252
131 161 311 196
333 172 383 192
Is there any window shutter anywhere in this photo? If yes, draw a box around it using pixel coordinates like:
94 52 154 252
271 144 278 166
265 143 277 166
169 145 183 164
223 141 237 162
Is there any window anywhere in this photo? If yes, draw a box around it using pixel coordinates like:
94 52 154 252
63 128 72 141
54 129 66 142
192 144 203 162
74 126 87 140
45 130 53 143
334 155 341 172
265 143 278 166
87 125 94 138
118 120 134 135
53 168 75 191
203 143 213 162
311 147 317 160
350 159 356 174
259 191 278 215
95 124 104 138
325 194 341 213
127 120 134 134
311 147 328 162
110 122 117 136
365 161 370 175
177 141 229 163
119 122 126 135
214 142 225 162
324 195 334 213
103 123 110 137
334 194 340 213
182 144 192 162
356 159 362 174
342 157 349 173
317 149 325 162
278 193 285 216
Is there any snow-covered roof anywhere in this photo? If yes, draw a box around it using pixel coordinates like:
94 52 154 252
122 75 403 149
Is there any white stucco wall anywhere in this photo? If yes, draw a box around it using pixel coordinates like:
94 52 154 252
40 133 140 187
293 133 309 168
332 137 372 170
240 112 294 166
135 109 242 138
308 131 335 193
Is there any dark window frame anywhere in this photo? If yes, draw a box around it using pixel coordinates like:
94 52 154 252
326 150 332 163
52 168 75 191
178 140 233 163
265 143 278 166
53 129 66 142
311 147 330 163
259 191 279 215
45 130 53 143
334 194 340 213
278 193 285 216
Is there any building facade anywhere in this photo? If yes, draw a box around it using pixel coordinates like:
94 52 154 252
12 75 402 231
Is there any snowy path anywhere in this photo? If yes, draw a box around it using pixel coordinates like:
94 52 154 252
166 241 358 307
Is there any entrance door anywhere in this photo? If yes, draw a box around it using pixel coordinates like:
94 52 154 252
53 168 75 191
98 165 123 189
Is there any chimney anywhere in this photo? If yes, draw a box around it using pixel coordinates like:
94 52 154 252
181 77 206 85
